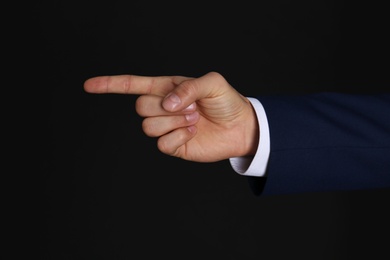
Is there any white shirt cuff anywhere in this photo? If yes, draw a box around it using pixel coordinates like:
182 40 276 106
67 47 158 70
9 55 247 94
229 97 270 177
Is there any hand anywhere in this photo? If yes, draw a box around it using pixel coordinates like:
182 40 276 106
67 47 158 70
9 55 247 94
83 71 259 162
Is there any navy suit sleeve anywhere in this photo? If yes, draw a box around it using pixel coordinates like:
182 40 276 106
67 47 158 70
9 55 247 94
248 92 390 196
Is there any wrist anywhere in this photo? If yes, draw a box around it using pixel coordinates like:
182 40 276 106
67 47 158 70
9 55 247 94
244 101 260 156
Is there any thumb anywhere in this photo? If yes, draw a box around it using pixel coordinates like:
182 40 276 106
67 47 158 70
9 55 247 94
162 71 224 112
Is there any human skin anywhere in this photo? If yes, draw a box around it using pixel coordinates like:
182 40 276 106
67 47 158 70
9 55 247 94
83 71 259 162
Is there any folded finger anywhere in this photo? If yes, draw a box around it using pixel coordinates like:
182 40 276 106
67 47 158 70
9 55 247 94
142 112 199 137
136 95 197 117
156 126 197 157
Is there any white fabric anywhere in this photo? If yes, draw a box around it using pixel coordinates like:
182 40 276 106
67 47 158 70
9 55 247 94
229 97 270 177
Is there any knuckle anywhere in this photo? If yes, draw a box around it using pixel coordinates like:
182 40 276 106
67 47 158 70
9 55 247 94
122 75 133 94
135 96 148 116
141 118 157 137
157 138 171 154
207 71 224 84
135 96 143 114
179 80 198 97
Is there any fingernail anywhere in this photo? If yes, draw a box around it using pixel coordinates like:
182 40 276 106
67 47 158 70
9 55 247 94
183 102 196 112
185 111 199 123
187 125 197 134
164 93 181 111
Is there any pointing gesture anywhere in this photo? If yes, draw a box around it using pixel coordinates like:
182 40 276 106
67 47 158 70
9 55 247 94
84 72 259 162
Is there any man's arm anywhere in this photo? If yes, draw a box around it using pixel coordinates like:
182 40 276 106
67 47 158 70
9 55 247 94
248 92 390 196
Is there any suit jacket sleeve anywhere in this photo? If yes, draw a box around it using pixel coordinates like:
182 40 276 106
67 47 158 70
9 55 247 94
247 92 390 196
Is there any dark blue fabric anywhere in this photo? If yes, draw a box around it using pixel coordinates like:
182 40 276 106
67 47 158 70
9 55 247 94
248 92 390 196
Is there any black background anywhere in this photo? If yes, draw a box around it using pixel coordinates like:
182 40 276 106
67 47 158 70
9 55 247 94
28 0 390 259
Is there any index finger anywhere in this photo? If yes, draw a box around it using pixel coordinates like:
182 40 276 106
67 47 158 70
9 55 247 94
83 75 187 96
